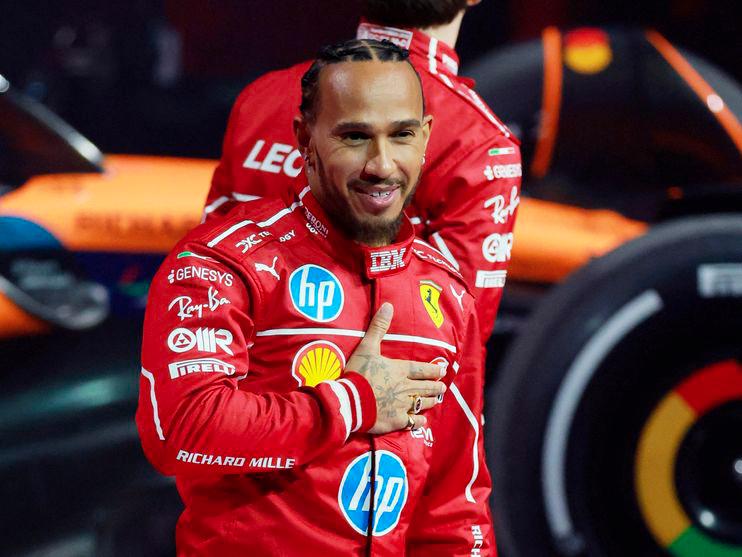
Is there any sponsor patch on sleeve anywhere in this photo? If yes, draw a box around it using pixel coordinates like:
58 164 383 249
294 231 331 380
168 358 236 379
475 270 507 288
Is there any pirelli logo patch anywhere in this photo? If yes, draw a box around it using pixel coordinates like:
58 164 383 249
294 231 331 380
168 358 236 379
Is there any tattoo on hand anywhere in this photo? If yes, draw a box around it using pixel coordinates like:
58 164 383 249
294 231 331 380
354 354 407 418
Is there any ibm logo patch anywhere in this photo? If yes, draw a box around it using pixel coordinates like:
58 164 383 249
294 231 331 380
369 248 406 274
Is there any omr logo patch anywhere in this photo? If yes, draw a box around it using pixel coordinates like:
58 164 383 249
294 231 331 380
338 450 408 536
291 340 345 387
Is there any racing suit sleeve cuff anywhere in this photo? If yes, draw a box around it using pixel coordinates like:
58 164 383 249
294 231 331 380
324 371 376 438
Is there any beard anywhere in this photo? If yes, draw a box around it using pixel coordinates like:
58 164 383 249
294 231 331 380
315 155 418 247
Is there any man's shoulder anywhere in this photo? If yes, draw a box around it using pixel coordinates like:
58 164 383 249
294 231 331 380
232 60 311 110
410 54 517 145
181 196 304 265
409 238 476 328
410 238 466 284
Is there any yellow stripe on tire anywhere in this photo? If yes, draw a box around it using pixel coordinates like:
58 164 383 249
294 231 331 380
635 392 695 546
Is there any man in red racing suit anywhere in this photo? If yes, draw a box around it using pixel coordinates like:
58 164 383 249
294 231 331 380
204 1 521 345
138 40 495 555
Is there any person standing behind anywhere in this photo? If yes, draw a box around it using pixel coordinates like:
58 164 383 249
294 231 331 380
204 0 521 345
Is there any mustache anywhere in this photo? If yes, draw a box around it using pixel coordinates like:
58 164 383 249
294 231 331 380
347 178 405 189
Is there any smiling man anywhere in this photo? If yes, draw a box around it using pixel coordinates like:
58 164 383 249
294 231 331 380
294 41 431 247
137 39 495 555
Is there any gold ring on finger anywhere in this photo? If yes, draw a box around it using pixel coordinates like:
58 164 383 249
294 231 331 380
410 394 423 415
406 414 416 430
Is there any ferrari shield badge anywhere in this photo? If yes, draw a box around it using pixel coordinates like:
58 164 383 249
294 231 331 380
419 280 444 328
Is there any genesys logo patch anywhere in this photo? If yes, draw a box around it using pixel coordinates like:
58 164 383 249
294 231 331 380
483 163 522 181
289 264 344 322
167 327 234 355
338 450 408 536
168 265 233 286
168 358 236 379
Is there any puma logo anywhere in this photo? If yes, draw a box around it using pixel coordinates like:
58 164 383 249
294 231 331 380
450 285 465 310
255 256 280 280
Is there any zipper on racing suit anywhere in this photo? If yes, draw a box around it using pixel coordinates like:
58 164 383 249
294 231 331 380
365 278 379 556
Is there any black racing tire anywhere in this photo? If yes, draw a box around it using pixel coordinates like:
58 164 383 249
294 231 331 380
488 215 742 557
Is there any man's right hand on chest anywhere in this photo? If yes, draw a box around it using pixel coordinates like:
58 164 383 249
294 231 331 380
346 303 446 435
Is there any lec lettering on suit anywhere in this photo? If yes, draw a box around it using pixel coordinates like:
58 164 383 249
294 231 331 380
243 139 303 177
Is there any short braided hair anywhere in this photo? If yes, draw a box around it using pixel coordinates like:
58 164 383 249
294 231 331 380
299 38 425 123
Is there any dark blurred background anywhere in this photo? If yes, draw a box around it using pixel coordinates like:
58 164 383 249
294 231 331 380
0 0 739 159
0 3 739 557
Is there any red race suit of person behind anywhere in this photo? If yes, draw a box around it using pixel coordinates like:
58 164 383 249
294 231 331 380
205 5 521 345
139 40 496 555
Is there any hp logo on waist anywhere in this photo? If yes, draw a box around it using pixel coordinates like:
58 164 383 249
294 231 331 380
338 450 408 537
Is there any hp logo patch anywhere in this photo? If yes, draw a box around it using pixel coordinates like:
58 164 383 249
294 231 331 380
289 264 344 322
338 450 408 536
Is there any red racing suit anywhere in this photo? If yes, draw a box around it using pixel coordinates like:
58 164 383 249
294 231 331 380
137 186 496 555
205 22 522 344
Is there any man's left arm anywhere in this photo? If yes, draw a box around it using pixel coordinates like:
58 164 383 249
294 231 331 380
405 306 497 556
420 135 521 345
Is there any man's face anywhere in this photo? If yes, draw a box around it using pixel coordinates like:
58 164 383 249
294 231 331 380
297 60 431 246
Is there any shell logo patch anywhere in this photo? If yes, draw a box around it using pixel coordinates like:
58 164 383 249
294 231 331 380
420 280 444 328
291 340 346 387
564 28 612 75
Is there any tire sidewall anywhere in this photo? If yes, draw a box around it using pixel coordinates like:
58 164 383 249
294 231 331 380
490 215 742 557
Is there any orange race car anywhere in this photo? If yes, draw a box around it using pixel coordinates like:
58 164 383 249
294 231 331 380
0 27 740 557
